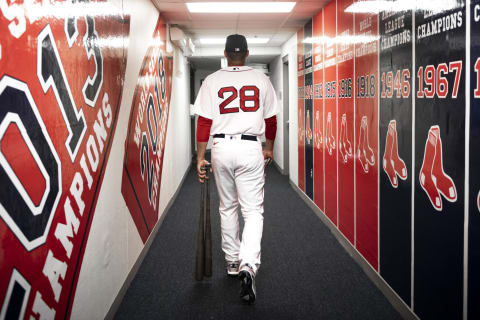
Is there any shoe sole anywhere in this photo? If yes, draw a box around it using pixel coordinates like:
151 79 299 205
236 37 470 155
239 271 256 304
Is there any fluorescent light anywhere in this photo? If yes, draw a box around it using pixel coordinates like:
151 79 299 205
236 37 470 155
345 0 460 14
200 38 269 45
24 1 122 21
303 35 379 45
345 0 398 14
187 2 296 13
246 38 270 44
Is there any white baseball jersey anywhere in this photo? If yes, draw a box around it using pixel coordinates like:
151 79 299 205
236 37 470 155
194 66 279 136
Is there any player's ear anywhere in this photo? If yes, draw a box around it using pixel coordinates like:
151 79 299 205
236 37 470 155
224 50 228 58
245 50 250 59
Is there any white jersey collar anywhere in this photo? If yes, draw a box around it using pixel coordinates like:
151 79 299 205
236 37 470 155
223 66 252 72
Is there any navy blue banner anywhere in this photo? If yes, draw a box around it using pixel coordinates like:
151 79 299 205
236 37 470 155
469 1 480 319
379 8 413 307
304 19 314 200
414 2 465 319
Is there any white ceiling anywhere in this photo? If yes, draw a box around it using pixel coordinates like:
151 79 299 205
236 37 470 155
152 0 328 49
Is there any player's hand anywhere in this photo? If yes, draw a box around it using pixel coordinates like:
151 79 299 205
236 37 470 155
263 149 273 167
197 159 212 183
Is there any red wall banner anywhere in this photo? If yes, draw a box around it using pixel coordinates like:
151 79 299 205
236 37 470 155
336 0 355 244
0 1 130 318
121 15 173 243
323 1 338 226
354 8 379 270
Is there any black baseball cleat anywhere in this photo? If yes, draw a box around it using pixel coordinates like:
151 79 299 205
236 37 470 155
239 269 256 304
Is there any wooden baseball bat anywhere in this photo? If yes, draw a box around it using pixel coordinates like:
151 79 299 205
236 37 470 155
195 164 212 280
204 172 212 277
195 175 205 281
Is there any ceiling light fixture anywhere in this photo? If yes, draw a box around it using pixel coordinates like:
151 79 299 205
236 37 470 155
344 0 459 14
200 38 270 45
187 2 296 13
303 35 380 45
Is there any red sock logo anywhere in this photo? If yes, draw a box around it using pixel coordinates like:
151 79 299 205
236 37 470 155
339 113 352 163
326 112 336 155
357 116 375 173
298 108 304 143
306 110 313 145
314 110 322 150
383 120 407 188
419 125 457 211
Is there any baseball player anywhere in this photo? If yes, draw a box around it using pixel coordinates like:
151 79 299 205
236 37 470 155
194 34 278 304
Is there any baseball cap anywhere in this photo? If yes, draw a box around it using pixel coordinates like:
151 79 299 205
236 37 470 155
225 34 248 52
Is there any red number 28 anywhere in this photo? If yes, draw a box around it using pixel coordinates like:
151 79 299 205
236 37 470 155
218 85 259 114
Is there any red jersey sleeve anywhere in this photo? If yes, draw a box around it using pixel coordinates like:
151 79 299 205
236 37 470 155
265 115 277 141
196 116 212 142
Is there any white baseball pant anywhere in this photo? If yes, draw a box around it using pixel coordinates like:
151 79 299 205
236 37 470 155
211 134 265 275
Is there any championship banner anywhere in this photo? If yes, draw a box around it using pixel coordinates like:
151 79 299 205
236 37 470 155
337 0 355 244
323 0 338 226
379 8 413 306
121 15 173 244
469 1 480 317
304 19 314 200
313 10 325 212
298 28 305 192
354 5 379 270
414 1 465 318
0 1 129 319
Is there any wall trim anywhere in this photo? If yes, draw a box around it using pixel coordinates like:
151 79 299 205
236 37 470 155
105 163 192 320
289 179 419 320
273 160 286 175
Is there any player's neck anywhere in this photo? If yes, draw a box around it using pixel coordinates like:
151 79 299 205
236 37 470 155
227 59 246 67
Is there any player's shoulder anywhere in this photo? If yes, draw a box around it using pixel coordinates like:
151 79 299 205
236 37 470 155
202 71 219 84
241 67 268 77
202 68 233 85
250 68 272 81
252 69 273 88
240 68 271 85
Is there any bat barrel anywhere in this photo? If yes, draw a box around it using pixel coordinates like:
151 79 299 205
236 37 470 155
195 181 205 281
204 177 212 277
